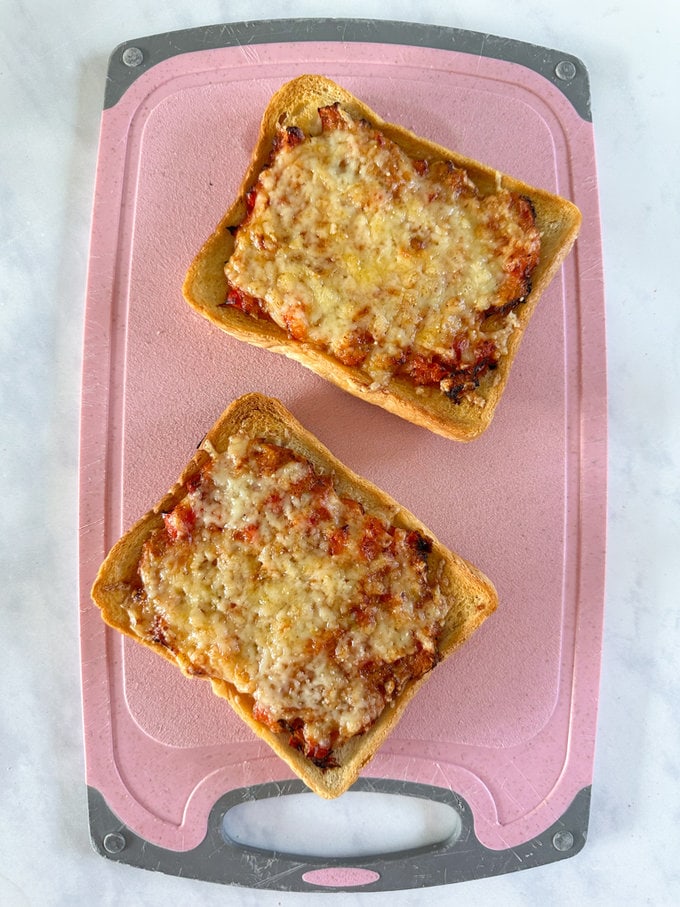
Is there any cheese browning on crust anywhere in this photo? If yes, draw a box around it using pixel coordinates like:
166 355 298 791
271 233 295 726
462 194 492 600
224 104 541 404
133 433 449 766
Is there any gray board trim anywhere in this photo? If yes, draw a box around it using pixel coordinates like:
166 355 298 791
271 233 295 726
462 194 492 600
104 18 591 120
88 780 591 891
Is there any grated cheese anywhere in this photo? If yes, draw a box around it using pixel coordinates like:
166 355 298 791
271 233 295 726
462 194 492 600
134 433 448 759
225 108 540 398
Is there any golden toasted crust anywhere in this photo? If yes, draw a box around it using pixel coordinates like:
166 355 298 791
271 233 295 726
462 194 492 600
91 393 497 798
183 75 581 441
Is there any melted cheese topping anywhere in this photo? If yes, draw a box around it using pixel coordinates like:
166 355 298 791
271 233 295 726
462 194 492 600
225 107 540 400
134 434 448 762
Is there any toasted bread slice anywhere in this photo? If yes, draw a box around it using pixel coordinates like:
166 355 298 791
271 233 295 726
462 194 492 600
91 393 497 797
183 75 581 441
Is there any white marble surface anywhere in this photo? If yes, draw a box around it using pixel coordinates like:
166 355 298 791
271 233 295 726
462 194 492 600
2 0 679 904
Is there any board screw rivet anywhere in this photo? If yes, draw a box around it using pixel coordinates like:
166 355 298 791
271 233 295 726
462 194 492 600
103 832 126 854
552 830 575 852
122 46 144 67
555 60 576 81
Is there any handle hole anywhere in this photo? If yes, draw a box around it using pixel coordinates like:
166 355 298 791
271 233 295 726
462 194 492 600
222 790 461 858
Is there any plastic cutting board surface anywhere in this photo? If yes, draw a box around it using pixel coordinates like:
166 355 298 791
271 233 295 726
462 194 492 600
78 19 607 892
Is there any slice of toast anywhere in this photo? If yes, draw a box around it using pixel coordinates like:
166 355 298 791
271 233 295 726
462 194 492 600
183 75 581 441
91 393 497 798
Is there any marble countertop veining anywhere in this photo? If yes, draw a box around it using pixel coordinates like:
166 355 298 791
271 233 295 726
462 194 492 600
2 1 679 905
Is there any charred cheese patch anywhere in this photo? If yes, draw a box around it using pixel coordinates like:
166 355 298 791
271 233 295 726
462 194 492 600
133 433 448 766
225 104 541 403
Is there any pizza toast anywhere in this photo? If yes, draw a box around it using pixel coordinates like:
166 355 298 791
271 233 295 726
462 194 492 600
91 393 497 798
183 75 581 441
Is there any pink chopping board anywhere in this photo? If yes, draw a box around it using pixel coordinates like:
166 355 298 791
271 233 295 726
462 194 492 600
78 19 607 892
